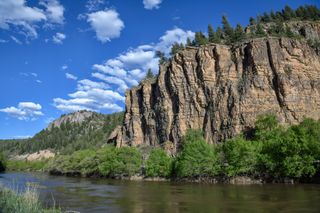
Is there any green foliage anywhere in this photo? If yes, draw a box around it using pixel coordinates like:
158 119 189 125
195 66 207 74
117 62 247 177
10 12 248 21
175 129 221 178
49 146 142 177
231 24 246 43
146 68 154 79
187 5 319 48
194 31 208 46
0 152 6 172
111 147 142 176
255 115 320 178
0 186 62 213
222 15 234 40
145 148 172 178
156 51 168 64
255 23 266 37
6 160 48 172
170 42 184 56
186 37 192 46
249 17 256 25
222 136 261 177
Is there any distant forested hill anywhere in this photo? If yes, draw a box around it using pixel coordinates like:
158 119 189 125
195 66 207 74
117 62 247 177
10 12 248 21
0 111 123 156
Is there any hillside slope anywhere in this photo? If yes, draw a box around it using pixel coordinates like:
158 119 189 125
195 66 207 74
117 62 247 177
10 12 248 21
0 111 123 155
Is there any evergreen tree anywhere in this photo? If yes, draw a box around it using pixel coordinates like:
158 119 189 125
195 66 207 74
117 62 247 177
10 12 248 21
232 24 245 42
208 24 216 42
275 11 284 21
194 31 208 46
270 10 276 21
145 68 154 79
215 27 223 41
186 37 192 46
249 17 256 25
282 5 295 20
222 15 234 38
156 51 168 64
262 12 271 22
295 6 307 20
255 23 266 37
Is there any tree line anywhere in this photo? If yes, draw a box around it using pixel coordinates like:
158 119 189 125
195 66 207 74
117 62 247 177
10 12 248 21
28 115 319 182
164 5 320 59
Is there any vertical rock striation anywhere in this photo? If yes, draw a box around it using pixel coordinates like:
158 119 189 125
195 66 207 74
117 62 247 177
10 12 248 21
110 36 320 152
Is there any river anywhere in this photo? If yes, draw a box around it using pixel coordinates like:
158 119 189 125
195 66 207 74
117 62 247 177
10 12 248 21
0 172 320 213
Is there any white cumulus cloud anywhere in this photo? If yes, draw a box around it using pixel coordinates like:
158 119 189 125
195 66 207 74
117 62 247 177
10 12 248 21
0 0 65 40
0 102 44 121
53 27 194 114
86 9 124 43
143 0 162 10
52 32 66 44
40 0 64 25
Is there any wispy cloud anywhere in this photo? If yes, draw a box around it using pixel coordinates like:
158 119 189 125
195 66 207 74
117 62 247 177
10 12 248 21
66 73 78 80
52 32 66 44
143 0 163 10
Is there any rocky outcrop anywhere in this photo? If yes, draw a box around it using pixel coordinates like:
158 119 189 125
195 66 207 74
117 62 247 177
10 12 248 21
110 28 320 152
47 110 95 130
11 149 55 161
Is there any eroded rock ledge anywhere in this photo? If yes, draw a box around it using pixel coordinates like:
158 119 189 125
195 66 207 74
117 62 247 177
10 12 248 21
109 36 320 152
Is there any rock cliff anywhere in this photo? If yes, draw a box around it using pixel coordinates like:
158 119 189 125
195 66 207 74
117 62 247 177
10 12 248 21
110 23 320 152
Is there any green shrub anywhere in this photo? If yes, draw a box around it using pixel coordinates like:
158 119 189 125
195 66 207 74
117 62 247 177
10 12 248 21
145 149 173 178
256 116 320 178
175 129 221 178
98 146 142 177
222 136 261 177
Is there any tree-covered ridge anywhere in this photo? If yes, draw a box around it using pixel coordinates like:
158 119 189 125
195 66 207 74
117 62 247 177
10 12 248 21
0 111 124 156
167 5 320 57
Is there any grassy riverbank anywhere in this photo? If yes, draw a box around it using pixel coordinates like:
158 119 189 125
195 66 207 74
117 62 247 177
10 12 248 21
0 185 61 213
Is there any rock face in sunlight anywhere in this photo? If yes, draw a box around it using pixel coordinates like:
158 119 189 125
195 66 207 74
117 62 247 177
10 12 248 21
47 110 95 130
110 22 320 152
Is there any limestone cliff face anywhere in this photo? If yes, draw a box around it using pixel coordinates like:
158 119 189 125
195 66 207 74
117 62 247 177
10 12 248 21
110 35 320 152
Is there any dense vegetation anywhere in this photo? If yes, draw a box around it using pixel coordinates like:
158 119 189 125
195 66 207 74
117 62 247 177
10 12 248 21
22 115 317 182
0 185 61 213
0 111 123 156
0 152 6 172
167 5 320 58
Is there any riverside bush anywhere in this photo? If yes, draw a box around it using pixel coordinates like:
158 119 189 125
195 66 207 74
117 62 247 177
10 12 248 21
97 146 142 177
257 117 320 178
145 148 173 178
222 136 261 177
175 129 221 178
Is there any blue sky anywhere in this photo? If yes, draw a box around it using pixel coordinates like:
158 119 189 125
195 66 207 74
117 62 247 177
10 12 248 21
0 0 318 139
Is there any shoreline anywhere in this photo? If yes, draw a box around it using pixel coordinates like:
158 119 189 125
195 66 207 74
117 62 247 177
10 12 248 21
47 170 320 185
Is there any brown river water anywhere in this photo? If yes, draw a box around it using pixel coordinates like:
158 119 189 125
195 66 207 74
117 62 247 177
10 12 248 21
0 172 320 213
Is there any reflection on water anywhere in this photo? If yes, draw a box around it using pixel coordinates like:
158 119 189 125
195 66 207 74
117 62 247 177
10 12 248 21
0 172 320 213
